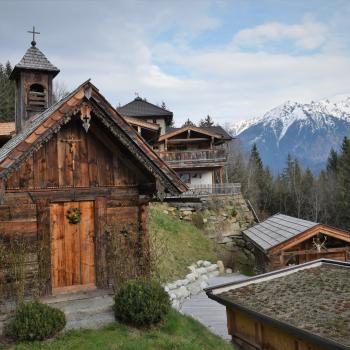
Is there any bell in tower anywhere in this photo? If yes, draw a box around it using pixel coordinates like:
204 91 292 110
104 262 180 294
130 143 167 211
9 27 60 133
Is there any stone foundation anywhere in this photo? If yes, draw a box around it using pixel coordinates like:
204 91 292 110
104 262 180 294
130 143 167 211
164 260 220 310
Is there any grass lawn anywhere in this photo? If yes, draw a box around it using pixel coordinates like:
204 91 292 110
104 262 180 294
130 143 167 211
149 206 218 283
7 310 233 350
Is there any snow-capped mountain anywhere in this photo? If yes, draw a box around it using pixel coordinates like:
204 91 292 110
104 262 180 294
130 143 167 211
230 96 350 173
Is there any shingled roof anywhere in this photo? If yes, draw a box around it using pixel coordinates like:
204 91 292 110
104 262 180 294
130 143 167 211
9 45 60 79
243 214 318 252
0 80 187 195
117 97 173 122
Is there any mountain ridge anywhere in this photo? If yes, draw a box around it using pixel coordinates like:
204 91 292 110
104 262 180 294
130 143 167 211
230 96 350 173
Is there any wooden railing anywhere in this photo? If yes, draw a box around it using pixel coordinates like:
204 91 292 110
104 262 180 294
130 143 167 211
158 149 227 165
167 183 241 198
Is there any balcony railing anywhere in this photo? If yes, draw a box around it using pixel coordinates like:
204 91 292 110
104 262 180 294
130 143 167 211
158 149 227 165
167 183 241 198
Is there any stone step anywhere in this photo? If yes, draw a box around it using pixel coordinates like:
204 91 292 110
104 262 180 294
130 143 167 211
65 311 115 330
54 296 114 322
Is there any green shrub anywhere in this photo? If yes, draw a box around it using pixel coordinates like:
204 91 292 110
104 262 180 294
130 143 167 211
5 300 66 341
114 279 170 327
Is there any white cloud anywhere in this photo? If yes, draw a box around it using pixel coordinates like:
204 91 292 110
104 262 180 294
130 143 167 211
1 1 350 127
232 19 328 50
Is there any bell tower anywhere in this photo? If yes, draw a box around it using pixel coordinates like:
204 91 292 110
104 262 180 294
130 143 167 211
9 27 60 133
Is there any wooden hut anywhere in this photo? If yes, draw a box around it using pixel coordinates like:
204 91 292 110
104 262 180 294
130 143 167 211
0 41 186 297
243 214 350 272
206 259 350 350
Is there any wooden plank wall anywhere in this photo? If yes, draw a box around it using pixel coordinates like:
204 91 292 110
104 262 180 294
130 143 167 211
227 308 325 350
0 119 153 297
5 120 147 190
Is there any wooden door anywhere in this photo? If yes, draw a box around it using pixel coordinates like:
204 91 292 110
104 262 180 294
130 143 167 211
51 201 95 292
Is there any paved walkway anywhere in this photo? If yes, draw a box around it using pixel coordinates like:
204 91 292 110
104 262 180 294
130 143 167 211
181 273 247 340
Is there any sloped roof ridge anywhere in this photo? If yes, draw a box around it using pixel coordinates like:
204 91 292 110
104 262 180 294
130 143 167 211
0 80 89 163
117 98 173 117
10 45 59 79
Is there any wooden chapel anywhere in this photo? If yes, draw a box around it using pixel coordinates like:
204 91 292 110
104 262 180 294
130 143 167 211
0 39 186 296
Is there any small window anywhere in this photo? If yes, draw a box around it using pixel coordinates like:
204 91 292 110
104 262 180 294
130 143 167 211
28 83 46 110
180 173 191 184
153 119 157 124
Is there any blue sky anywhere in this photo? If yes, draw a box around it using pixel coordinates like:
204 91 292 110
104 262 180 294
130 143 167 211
1 0 350 126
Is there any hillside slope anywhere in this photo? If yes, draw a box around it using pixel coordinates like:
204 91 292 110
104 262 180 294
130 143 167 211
231 97 350 173
149 205 218 283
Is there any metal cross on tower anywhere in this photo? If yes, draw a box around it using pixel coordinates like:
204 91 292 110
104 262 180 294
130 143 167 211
27 26 40 47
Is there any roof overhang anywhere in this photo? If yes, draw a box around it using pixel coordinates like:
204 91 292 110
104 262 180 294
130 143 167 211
159 125 224 142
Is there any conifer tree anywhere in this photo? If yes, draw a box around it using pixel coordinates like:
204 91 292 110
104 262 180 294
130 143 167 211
199 115 214 127
0 61 15 121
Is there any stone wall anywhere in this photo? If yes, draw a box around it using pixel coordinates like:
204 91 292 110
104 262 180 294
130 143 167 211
157 193 256 275
164 260 222 310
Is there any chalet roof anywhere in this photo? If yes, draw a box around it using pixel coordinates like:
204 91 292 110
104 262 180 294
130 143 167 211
0 122 15 136
206 259 350 350
9 45 60 79
0 80 187 194
117 97 173 122
124 116 160 131
163 125 232 141
243 214 318 252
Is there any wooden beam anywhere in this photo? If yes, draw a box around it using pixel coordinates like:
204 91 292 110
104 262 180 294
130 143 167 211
94 197 108 289
269 224 350 254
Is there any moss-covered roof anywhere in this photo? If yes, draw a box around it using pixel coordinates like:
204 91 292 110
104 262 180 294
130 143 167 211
219 264 350 347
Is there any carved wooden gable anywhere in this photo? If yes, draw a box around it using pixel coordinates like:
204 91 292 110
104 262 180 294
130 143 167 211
0 81 187 195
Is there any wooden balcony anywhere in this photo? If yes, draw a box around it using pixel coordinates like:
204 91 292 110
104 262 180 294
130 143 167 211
158 149 227 168
166 183 241 198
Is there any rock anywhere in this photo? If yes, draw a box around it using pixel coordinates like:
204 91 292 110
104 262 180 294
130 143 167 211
226 268 233 274
188 265 196 272
217 260 225 275
167 282 177 290
164 286 170 293
201 274 209 281
169 293 177 300
183 216 192 221
206 264 218 272
182 210 193 216
163 210 169 214
202 261 211 267
188 281 202 295
196 260 204 267
203 218 208 223
172 300 180 310
174 286 189 299
208 271 220 278
196 267 207 275
185 273 197 282
200 281 208 289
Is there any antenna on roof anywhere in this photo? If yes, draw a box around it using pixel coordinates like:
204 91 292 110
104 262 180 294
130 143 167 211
27 26 40 47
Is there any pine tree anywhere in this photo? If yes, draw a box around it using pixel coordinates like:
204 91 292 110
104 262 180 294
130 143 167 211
182 118 195 127
0 61 15 121
199 115 214 127
337 137 350 229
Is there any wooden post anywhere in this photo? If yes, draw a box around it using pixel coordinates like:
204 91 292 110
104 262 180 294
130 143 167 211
138 204 150 277
94 197 108 288
36 198 52 295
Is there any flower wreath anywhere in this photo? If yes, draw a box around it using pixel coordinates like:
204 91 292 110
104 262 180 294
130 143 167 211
66 207 81 224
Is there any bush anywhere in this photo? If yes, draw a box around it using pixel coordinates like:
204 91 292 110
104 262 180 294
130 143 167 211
5 300 66 341
114 279 170 327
